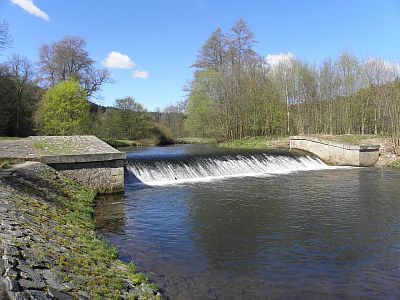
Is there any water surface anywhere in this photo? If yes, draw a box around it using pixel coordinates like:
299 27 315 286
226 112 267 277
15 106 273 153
95 145 400 299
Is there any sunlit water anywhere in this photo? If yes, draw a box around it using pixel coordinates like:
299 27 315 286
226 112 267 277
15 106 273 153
95 145 400 299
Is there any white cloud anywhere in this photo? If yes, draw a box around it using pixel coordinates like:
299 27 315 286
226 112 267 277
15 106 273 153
266 52 296 67
10 0 50 21
133 70 149 79
103 51 135 69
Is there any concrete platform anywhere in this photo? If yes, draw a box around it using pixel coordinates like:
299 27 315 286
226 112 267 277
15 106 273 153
0 136 126 193
290 136 380 167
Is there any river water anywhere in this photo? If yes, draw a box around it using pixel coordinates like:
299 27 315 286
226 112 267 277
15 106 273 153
95 145 400 299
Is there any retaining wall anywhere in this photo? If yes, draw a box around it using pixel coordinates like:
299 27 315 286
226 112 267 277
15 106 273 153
0 136 126 193
290 136 380 166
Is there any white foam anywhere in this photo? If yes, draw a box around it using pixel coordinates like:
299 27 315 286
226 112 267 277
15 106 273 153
126 154 342 186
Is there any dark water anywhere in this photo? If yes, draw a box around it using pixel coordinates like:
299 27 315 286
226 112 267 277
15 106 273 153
95 145 400 299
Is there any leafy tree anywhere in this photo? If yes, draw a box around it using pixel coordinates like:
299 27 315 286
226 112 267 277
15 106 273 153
42 80 90 135
101 97 167 142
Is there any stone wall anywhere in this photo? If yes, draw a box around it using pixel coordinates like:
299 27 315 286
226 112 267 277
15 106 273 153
290 136 380 166
49 160 124 194
0 136 126 194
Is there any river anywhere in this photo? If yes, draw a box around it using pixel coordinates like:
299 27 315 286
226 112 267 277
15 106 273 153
95 144 400 299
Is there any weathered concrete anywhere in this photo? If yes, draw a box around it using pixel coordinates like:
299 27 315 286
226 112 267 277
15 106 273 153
0 136 126 193
290 136 380 166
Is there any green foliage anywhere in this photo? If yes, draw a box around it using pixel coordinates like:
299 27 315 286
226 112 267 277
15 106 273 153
185 70 221 138
0 61 38 137
42 79 90 135
390 160 400 168
218 136 289 149
0 159 11 169
102 139 139 147
97 97 170 144
0 158 23 169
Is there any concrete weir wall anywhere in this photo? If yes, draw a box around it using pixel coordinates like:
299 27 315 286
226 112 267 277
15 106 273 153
290 136 380 167
43 156 125 194
0 136 126 193
36 136 126 193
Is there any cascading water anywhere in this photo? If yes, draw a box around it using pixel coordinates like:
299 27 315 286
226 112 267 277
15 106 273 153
125 152 333 185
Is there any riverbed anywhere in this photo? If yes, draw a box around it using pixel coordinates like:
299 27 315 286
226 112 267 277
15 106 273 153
95 145 400 299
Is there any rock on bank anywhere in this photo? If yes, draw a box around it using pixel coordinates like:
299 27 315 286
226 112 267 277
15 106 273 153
0 162 161 300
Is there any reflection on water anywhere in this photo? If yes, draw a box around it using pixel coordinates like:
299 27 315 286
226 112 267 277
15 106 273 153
95 194 126 234
95 145 400 299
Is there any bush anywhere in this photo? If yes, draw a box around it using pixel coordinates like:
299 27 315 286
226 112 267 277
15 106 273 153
42 80 90 135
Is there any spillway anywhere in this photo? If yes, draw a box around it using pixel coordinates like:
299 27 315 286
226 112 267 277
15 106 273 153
125 152 332 185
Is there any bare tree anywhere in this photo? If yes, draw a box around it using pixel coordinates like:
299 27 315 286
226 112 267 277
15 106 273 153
38 36 111 97
227 19 257 67
192 28 227 71
5 54 36 135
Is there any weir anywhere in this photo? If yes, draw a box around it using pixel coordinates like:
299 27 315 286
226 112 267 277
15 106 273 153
0 136 125 193
125 152 333 185
289 136 380 167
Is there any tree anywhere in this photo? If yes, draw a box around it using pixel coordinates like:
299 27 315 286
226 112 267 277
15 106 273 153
102 97 163 141
42 80 90 135
6 54 36 135
192 28 227 71
0 54 38 136
227 19 256 67
160 101 186 138
38 36 111 97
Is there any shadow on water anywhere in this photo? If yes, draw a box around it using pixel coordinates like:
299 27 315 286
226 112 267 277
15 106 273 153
95 193 126 234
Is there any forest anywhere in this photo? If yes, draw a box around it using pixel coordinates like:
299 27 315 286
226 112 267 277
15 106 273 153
1 18 400 142
185 19 400 140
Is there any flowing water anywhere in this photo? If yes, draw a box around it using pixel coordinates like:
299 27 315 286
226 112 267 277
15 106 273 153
95 144 400 299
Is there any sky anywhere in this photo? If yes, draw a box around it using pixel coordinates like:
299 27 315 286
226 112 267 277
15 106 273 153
1 0 400 110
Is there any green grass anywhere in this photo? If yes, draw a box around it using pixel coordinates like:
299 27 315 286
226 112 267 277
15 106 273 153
389 159 400 168
0 158 24 169
11 174 158 299
218 136 289 149
0 136 24 140
102 139 139 147
0 159 11 169
175 137 217 145
33 141 77 155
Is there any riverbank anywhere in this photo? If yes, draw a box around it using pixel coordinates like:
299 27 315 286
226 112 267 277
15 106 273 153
218 136 289 149
104 137 174 148
0 162 161 299
216 135 400 167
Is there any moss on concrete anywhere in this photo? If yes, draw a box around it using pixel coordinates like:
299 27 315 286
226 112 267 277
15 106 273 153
32 141 77 155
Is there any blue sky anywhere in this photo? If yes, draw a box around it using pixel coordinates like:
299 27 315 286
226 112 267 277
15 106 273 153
1 0 400 110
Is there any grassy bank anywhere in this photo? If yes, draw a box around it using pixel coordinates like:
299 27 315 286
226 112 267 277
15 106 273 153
5 164 159 299
174 137 217 145
102 139 139 147
0 158 24 169
103 137 174 147
218 136 289 149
